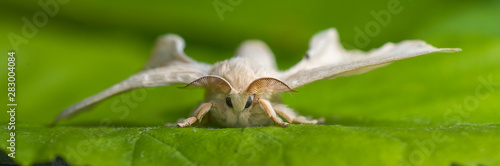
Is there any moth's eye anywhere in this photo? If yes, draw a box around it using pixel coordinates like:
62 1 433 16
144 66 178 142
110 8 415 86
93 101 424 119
226 97 233 108
244 96 252 108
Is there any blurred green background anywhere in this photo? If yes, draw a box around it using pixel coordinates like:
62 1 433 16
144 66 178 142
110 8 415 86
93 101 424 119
1 0 500 165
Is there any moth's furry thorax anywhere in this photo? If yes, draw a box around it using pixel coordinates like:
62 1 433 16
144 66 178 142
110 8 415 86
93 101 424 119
210 57 279 92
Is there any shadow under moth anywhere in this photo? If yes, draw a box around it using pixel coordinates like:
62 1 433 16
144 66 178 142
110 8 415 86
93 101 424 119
53 28 461 128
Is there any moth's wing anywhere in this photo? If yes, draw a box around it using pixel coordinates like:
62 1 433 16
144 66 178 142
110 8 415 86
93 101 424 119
53 35 211 124
281 28 461 89
144 34 199 69
234 40 278 70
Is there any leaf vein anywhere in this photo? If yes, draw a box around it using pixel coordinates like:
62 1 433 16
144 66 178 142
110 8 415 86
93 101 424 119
129 129 144 166
252 129 288 166
144 132 197 166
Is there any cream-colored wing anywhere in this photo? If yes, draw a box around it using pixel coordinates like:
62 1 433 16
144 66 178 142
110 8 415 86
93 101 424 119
234 40 278 71
53 34 211 124
281 28 461 89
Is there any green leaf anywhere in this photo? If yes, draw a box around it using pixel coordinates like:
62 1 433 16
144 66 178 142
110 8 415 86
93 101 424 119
2 124 500 165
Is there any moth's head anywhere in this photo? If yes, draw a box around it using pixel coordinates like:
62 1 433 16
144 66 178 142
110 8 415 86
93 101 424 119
180 76 296 113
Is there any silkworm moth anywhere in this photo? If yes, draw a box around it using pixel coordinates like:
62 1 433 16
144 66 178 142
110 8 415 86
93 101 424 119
53 28 461 128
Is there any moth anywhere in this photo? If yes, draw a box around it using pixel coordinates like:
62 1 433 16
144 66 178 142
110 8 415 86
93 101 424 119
53 28 461 128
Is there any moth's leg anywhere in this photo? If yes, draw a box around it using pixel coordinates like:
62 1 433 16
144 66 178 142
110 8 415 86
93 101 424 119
272 104 296 123
165 119 183 127
258 99 289 127
176 102 212 128
273 104 320 124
